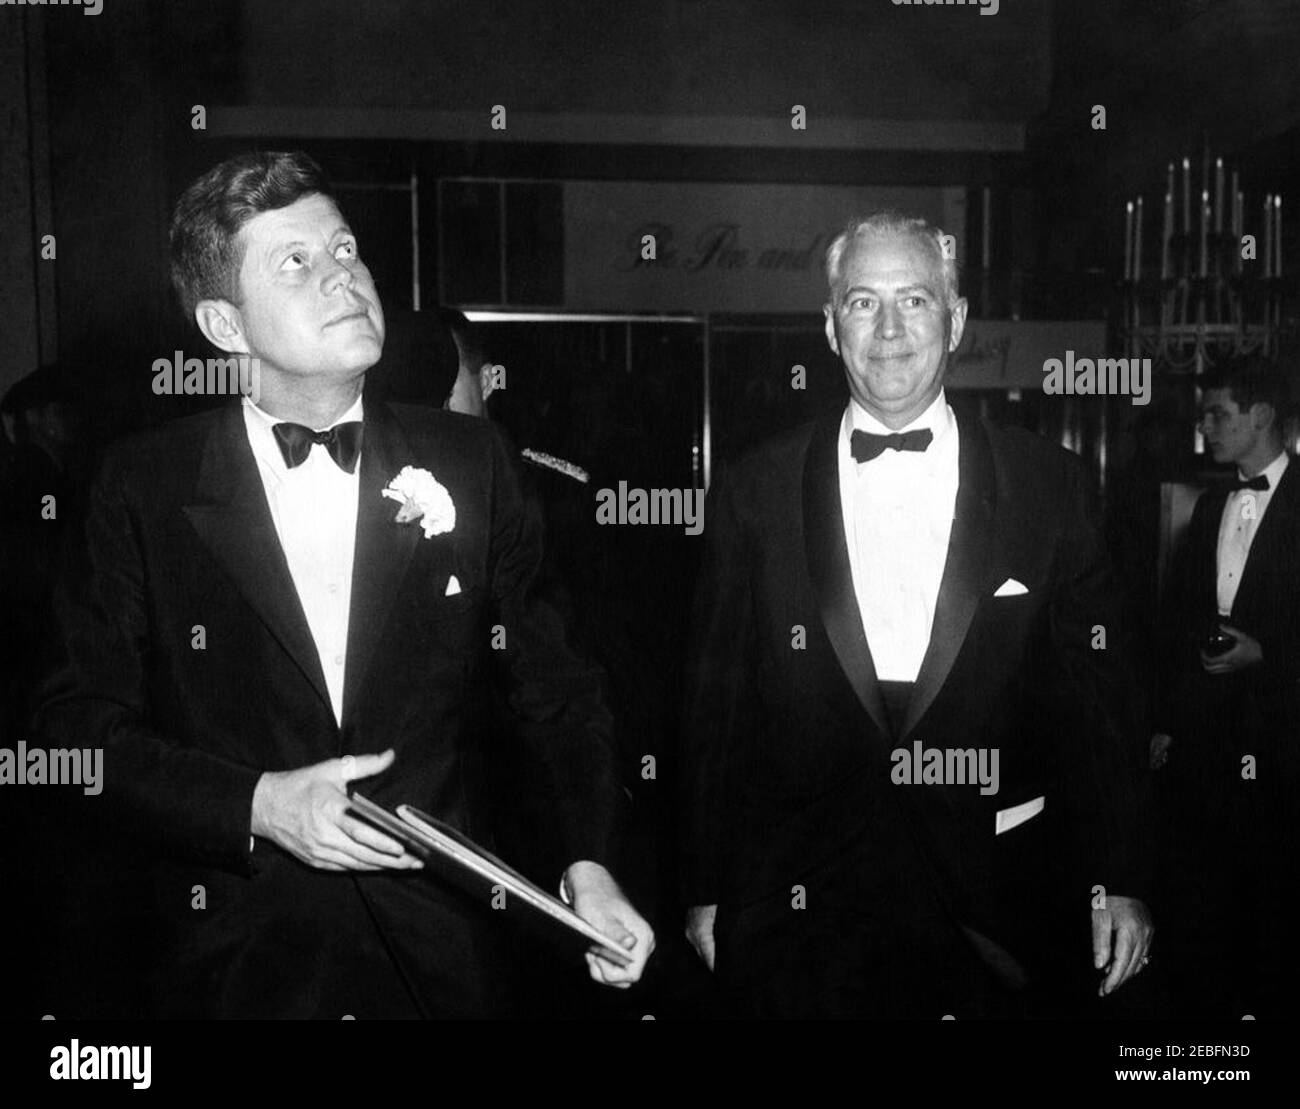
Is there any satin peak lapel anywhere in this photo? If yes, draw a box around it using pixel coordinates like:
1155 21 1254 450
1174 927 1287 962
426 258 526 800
802 409 891 741
341 402 422 730
900 413 998 739
182 403 333 716
1232 462 1298 624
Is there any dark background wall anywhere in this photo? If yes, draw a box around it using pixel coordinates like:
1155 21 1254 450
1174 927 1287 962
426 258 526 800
0 0 1296 525
6 0 1300 406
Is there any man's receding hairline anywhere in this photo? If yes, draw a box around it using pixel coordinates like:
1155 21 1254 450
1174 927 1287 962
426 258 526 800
829 227 953 299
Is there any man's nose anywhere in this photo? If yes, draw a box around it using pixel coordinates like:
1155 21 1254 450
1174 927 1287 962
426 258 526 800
321 255 356 295
874 301 903 339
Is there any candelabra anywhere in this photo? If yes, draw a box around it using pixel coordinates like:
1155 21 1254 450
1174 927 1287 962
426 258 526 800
1120 145 1284 373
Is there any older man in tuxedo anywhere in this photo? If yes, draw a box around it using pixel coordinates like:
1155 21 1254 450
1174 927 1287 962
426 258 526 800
33 151 652 1017
681 212 1152 1018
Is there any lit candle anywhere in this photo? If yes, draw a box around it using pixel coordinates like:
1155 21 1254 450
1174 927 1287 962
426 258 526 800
1202 144 1211 218
1200 189 1209 276
1214 158 1224 233
1275 195 1282 277
1170 189 1180 279
1235 189 1243 273
982 187 991 270
1134 196 1144 280
1264 195 1273 277
1183 157 1191 233
1124 200 1133 280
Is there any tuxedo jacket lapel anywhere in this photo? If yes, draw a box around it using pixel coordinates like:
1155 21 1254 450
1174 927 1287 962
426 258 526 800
182 403 334 717
801 406 998 940
1174 486 1228 626
901 412 998 738
342 401 422 731
1231 462 1299 624
802 409 891 741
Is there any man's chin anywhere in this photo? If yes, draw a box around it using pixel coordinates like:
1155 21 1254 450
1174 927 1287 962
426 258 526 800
327 337 384 372
269 357 377 385
858 380 937 412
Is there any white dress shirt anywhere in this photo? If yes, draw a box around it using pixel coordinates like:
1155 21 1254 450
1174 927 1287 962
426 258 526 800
837 389 960 682
1215 450 1289 616
241 395 362 726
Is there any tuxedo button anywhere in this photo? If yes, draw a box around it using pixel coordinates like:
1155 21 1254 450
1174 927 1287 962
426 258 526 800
333 655 344 666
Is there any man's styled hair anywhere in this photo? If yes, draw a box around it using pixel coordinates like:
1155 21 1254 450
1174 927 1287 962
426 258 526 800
824 211 960 307
169 151 333 319
436 307 488 374
1201 356 1292 429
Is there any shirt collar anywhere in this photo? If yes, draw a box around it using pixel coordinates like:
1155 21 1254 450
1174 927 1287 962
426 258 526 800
850 389 951 437
1239 450 1289 489
241 394 365 478
844 388 954 450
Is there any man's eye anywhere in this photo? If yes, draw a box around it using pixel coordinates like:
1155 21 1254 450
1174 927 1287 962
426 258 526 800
334 240 357 261
905 295 927 308
850 297 875 310
281 251 307 272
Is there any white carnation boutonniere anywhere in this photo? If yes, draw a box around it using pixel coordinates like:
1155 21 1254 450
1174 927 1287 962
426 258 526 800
382 466 456 538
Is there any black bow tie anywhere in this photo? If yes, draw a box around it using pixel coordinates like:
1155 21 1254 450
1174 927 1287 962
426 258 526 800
272 421 363 473
1231 474 1269 493
851 427 934 464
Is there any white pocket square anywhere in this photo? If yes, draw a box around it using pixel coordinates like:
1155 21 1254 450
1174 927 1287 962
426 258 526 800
995 795 1045 835
444 575 461 597
993 578 1029 597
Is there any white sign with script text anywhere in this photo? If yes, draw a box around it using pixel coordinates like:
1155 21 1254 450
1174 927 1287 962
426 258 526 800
564 181 966 313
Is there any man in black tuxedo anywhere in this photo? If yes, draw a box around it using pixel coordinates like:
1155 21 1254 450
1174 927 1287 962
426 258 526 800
681 212 1152 1018
32 151 652 1017
1153 357 1298 1018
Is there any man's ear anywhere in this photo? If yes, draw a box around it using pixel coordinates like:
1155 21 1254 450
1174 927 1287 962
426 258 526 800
947 296 969 353
194 299 249 355
477 362 496 403
1249 400 1277 434
823 303 840 357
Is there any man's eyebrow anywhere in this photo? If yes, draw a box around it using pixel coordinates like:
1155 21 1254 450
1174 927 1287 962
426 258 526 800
262 238 306 266
260 225 355 266
840 282 937 301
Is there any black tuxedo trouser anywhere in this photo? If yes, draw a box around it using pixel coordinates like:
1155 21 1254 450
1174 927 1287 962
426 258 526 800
146 862 516 1020
713 853 1024 1019
711 799 1034 1020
